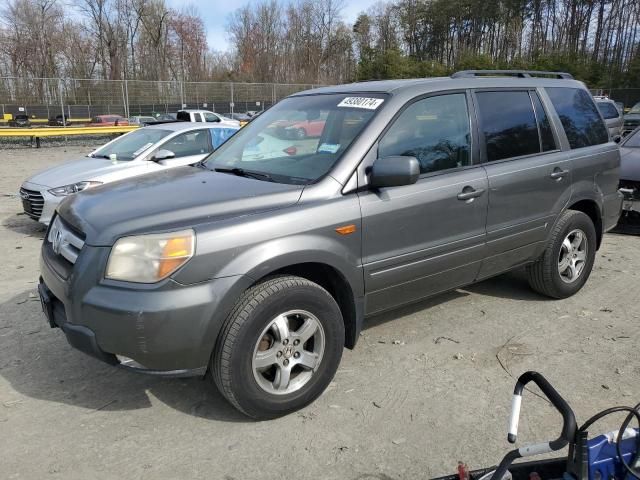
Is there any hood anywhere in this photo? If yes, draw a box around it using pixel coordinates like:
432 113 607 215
624 113 640 121
620 147 640 182
58 166 303 245
26 157 141 188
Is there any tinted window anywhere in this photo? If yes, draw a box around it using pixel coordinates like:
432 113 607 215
161 129 211 157
476 91 540 161
546 87 609 148
378 93 471 174
597 102 620 120
531 92 556 151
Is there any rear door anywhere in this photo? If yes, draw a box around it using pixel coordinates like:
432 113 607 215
475 89 571 280
358 91 489 314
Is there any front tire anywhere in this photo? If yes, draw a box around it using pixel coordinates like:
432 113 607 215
527 210 597 299
212 275 344 419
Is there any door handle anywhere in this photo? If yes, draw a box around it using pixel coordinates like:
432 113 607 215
457 187 486 201
549 168 569 180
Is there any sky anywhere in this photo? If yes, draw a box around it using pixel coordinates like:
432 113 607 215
165 0 378 52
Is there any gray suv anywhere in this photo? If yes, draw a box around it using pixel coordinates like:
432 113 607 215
38 70 622 419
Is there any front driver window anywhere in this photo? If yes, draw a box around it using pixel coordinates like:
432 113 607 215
159 130 211 158
378 93 471 174
204 113 220 122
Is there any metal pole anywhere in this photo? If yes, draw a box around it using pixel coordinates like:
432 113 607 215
121 82 127 118
58 79 66 127
230 82 234 115
124 79 130 118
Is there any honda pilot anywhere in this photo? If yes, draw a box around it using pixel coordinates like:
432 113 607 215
38 70 622 419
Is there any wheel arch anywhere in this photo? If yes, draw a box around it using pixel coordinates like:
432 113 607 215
248 261 363 349
567 198 603 249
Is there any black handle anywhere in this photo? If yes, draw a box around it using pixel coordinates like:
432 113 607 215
490 372 577 480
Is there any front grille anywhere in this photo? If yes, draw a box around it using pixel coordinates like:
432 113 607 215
46 215 85 264
19 188 44 220
619 180 640 200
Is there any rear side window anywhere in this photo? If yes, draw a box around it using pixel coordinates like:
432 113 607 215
476 91 540 161
597 102 620 120
546 88 609 148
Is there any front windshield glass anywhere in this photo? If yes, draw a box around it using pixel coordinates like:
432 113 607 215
629 102 640 114
623 128 640 147
92 128 172 161
203 93 387 184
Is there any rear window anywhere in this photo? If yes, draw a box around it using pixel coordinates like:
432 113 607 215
597 102 620 120
546 87 609 148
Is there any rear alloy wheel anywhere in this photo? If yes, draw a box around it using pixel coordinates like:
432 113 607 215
212 275 344 419
527 210 596 299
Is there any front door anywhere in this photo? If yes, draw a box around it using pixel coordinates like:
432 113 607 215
148 129 213 170
358 92 489 314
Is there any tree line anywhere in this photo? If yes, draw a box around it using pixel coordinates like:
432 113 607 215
0 0 638 89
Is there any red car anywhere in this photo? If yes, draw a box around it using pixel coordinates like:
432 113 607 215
89 115 129 127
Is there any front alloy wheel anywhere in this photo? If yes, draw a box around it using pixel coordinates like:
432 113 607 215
252 310 325 395
212 275 344 419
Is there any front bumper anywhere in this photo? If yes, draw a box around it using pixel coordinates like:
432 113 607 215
39 237 247 375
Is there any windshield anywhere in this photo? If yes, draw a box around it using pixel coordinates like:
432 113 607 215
597 102 619 120
629 102 640 114
92 128 172 161
203 93 386 184
622 128 640 147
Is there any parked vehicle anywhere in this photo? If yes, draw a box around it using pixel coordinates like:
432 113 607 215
617 127 640 231
155 113 177 121
38 70 621 419
595 98 623 137
20 123 239 225
89 115 129 127
48 114 69 126
230 112 252 124
176 109 240 127
8 114 31 127
128 115 157 126
623 102 640 135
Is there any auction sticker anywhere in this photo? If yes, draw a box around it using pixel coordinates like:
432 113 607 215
337 97 384 110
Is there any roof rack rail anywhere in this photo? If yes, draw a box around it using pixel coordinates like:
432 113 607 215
451 70 574 80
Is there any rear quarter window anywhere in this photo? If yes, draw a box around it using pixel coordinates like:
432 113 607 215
546 87 609 148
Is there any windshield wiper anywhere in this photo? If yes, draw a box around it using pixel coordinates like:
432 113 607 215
214 167 273 182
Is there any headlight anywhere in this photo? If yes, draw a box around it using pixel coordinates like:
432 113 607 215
48 181 102 197
105 229 195 283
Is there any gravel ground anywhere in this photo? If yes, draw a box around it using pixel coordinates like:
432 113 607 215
1 146 639 480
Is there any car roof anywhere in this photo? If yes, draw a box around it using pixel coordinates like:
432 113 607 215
179 109 215 113
595 98 616 104
143 122 239 132
291 75 586 97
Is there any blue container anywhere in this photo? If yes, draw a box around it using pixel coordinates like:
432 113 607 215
588 429 639 480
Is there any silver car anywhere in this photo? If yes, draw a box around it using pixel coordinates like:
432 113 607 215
20 122 239 225
595 98 623 137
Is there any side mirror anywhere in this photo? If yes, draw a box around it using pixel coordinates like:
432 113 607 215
152 149 175 161
369 156 420 188
613 135 622 144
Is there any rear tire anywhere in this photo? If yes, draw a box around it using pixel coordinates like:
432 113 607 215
527 210 596 299
212 275 344 419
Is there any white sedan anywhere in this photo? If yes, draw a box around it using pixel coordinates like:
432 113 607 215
20 122 239 225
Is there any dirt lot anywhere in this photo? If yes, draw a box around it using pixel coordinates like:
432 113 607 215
1 146 639 480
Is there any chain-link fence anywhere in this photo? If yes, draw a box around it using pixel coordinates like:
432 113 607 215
0 77 321 121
